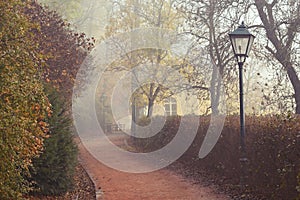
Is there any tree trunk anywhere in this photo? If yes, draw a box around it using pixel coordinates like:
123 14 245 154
210 65 220 115
146 85 160 118
296 93 300 114
285 63 300 114
146 98 154 118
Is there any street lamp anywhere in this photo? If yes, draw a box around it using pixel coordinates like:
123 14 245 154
229 21 255 185
100 93 107 132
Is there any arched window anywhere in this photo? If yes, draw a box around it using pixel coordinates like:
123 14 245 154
164 97 177 116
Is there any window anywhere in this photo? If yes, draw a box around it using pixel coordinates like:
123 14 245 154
164 97 177 116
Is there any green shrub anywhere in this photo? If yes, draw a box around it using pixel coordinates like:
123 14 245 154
30 85 78 195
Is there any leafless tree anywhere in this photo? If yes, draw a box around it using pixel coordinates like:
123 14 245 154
252 0 300 114
176 0 247 114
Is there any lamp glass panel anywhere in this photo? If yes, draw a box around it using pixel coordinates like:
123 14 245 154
232 36 249 56
245 35 255 56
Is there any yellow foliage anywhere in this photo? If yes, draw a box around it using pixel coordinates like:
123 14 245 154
0 0 50 198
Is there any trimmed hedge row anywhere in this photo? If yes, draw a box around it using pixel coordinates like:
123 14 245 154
133 115 300 200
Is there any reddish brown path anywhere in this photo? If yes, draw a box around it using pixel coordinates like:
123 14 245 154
77 135 230 200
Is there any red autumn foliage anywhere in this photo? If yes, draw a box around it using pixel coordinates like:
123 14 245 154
24 1 95 100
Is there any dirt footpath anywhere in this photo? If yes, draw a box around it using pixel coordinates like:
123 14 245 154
77 135 231 200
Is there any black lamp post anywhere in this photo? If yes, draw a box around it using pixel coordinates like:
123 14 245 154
229 21 255 185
